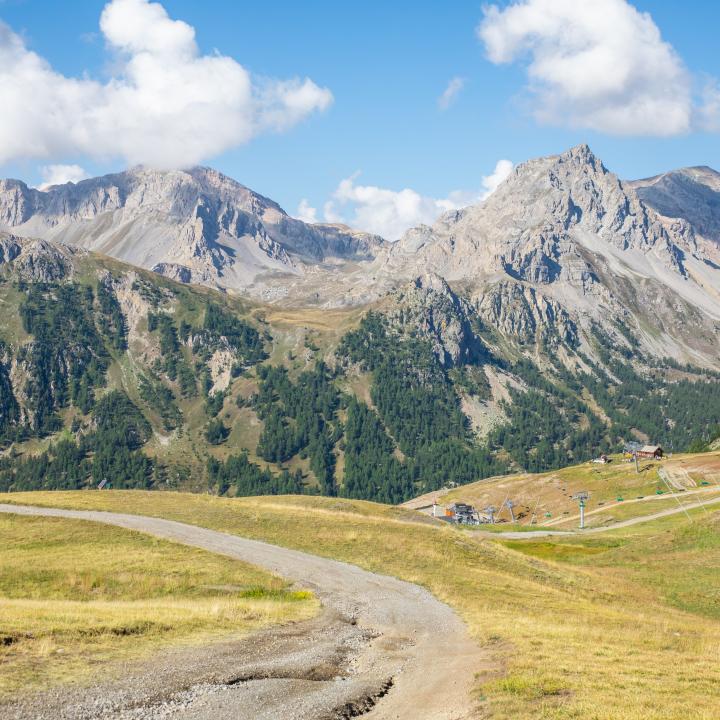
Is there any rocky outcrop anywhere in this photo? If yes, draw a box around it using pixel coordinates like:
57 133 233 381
151 263 193 284
474 281 578 346
0 233 75 281
389 273 485 366
629 166 720 245
0 233 22 265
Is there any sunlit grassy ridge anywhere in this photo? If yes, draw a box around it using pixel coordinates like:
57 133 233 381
0 514 316 697
6 490 720 719
436 451 720 529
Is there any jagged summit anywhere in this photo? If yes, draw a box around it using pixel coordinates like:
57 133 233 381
629 165 720 245
1 145 718 366
376 144 720 362
388 272 483 367
0 166 386 290
391 141 686 276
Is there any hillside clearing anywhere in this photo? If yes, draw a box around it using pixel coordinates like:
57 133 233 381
420 451 720 528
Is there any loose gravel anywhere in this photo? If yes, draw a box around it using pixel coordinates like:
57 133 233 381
0 504 487 720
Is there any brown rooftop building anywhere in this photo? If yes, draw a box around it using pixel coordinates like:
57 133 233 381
636 445 663 460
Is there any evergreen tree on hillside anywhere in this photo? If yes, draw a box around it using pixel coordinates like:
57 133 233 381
208 452 304 497
90 391 153 488
97 279 128 351
342 398 411 504
202 303 267 364
19 283 110 433
0 344 19 446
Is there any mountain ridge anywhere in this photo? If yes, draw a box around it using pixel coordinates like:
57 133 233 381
0 166 386 290
629 165 720 246
2 227 720 502
370 144 720 367
1 144 719 372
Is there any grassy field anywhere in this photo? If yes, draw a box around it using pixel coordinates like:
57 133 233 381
433 451 720 529
502 512 720 621
0 513 316 697
5 489 720 719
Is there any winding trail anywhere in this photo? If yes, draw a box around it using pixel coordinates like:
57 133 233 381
542 486 720 527
0 504 486 720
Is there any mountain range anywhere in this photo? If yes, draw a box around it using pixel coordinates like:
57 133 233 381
0 144 719 501
1 144 718 365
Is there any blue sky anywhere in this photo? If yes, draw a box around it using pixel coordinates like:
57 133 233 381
0 0 718 238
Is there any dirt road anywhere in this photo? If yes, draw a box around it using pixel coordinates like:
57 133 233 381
543 485 720 527
0 504 486 720
475 494 720 539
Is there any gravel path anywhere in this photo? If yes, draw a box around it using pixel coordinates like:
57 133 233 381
0 504 487 720
542 486 720 527
475 494 720 539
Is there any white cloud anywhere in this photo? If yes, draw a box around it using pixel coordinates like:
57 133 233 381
0 0 333 169
322 200 344 225
296 199 318 223
699 80 720 132
444 159 515 208
319 160 513 240
477 0 692 136
481 158 514 196
324 178 448 240
438 77 465 110
38 164 89 189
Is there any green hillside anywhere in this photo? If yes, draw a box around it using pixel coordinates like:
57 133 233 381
1 245 719 502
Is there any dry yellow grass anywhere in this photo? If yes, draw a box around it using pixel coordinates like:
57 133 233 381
0 513 316 697
436 451 720 529
5 490 720 719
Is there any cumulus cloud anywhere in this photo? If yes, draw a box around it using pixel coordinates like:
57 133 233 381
481 158 515 195
296 198 319 224
444 159 515 208
438 77 465 110
477 0 692 136
38 164 90 189
312 160 514 240
325 177 449 240
699 80 720 132
0 0 333 168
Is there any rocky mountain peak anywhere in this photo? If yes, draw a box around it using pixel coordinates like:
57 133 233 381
559 142 603 165
375 144 720 362
0 166 386 291
391 142 693 283
629 165 720 245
